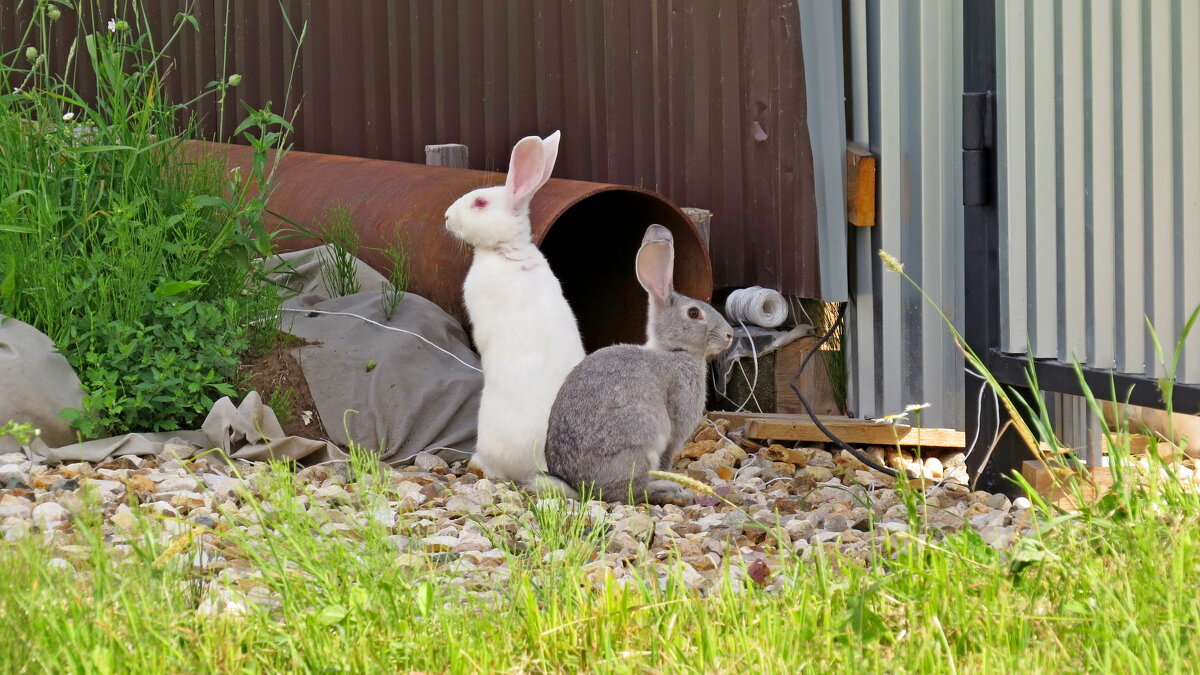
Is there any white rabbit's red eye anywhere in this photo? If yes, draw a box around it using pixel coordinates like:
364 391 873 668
472 197 488 208
687 307 702 319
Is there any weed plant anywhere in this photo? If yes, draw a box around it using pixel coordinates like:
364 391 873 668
0 2 304 437
378 234 410 321
316 202 362 298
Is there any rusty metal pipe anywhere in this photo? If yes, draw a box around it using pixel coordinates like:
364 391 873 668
196 142 713 351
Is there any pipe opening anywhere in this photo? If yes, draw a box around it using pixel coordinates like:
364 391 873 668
539 190 710 352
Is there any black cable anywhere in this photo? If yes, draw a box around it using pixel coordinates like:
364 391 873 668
788 302 904 478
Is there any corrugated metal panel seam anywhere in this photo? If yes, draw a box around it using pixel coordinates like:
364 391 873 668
842 1 965 429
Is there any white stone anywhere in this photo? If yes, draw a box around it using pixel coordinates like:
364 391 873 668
413 452 449 472
445 495 483 515
86 480 126 500
676 561 705 588
423 535 460 549
156 476 201 493
393 481 426 505
312 485 352 502
0 464 27 482
0 503 31 519
31 501 69 527
812 531 847 544
111 504 137 531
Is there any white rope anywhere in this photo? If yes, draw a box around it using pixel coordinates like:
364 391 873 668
724 286 789 328
964 367 1000 459
279 307 482 373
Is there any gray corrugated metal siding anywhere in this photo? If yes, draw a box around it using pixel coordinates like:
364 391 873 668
844 1 965 430
997 0 1200 384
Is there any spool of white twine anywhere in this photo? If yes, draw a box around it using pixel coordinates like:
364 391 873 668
723 286 789 328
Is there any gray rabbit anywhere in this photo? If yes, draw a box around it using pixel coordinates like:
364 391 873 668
541 224 734 504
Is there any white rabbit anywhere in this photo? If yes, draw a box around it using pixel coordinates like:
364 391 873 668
444 131 585 484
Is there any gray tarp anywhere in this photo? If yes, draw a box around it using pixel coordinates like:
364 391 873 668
271 247 481 464
0 316 85 454
6 246 481 465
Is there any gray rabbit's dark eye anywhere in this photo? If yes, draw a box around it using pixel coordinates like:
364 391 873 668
687 307 702 319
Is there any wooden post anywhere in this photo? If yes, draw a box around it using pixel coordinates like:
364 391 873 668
846 142 876 227
680 207 712 249
425 143 469 168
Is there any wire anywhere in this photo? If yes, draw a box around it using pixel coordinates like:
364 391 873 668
964 367 1000 459
787 302 904 478
729 318 763 412
279 307 483 373
725 286 790 328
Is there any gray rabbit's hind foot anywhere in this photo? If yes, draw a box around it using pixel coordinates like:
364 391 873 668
646 479 695 506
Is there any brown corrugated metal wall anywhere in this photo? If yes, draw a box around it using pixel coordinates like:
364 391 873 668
1 0 821 297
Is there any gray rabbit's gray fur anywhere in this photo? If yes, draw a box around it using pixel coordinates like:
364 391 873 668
542 224 733 504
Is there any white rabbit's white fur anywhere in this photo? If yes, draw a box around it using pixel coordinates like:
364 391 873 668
444 131 585 483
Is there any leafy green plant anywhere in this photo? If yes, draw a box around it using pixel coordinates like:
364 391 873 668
60 294 248 438
0 1 305 438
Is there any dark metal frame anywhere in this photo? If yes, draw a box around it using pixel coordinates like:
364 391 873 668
960 0 1199 493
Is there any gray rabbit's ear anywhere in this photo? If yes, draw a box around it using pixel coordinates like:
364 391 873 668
636 225 674 305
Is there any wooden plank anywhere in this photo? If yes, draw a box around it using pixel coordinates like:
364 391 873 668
707 410 818 429
1022 460 1113 509
846 141 876 227
424 143 469 168
739 415 965 448
774 335 843 416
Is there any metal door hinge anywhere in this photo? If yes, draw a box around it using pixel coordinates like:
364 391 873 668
962 90 995 206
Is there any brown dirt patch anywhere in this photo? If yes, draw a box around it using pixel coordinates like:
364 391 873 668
238 336 330 442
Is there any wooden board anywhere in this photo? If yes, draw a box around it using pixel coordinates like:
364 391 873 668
711 413 965 448
846 142 877 227
1022 460 1114 509
773 336 843 416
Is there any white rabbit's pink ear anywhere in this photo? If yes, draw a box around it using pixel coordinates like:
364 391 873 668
538 130 561 187
506 136 547 211
636 227 675 306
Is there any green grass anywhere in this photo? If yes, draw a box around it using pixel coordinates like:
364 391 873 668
1 441 1198 674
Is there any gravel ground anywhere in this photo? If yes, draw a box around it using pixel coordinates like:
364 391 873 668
0 424 1033 616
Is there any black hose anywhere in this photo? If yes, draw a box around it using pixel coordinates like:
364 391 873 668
788 302 905 478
